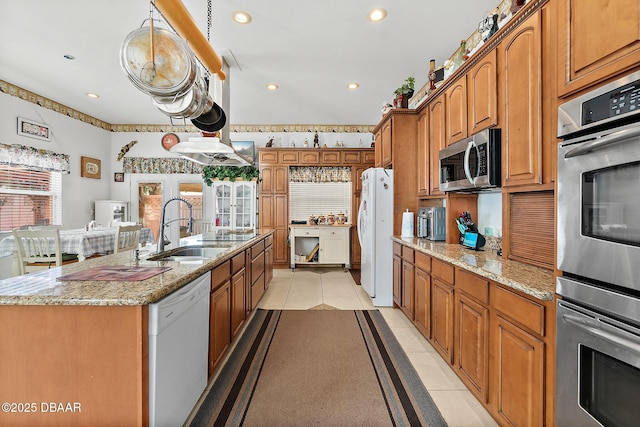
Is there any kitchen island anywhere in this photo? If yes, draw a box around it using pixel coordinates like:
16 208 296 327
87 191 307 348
0 230 273 427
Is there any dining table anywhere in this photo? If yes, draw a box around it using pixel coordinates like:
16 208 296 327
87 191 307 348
0 227 155 261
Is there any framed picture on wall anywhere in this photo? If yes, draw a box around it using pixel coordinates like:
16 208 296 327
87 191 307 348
17 117 51 141
231 141 256 164
114 172 124 182
80 156 101 179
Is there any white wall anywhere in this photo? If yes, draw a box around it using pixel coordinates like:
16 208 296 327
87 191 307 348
477 192 502 237
0 93 111 229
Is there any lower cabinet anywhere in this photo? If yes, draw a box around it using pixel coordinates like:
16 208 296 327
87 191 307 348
392 240 554 426
231 251 247 340
209 261 231 378
264 234 273 287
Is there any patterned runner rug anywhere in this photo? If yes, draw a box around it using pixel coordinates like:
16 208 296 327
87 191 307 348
190 309 447 427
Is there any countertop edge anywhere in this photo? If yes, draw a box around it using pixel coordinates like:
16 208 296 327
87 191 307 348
391 236 555 301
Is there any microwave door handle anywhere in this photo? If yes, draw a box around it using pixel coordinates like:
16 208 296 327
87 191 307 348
463 141 476 184
564 126 640 158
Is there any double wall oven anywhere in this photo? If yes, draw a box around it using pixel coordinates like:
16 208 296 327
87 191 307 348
556 69 640 427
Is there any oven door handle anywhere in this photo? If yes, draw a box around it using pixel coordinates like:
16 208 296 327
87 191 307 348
564 126 640 158
562 312 640 353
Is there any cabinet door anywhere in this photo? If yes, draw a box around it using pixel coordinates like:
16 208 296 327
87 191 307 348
259 194 273 228
493 315 544 427
274 195 288 228
381 120 392 167
234 182 256 229
351 192 362 266
319 228 348 264
393 255 402 307
274 229 289 264
431 279 454 364
429 94 446 196
300 151 320 164
264 244 273 286
468 49 497 134
417 109 430 197
231 269 246 339
260 166 274 193
374 129 383 167
500 11 542 187
401 260 415 320
213 182 232 227
274 166 288 193
456 293 489 403
558 0 640 96
446 76 468 145
209 281 231 376
414 266 431 338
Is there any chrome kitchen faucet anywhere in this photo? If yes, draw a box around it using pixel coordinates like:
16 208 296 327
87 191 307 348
157 197 193 253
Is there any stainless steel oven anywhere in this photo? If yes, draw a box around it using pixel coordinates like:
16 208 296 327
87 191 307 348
556 69 640 427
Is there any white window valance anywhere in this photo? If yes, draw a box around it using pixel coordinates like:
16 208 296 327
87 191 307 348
0 143 70 173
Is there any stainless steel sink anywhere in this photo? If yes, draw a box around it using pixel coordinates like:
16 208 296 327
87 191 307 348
147 246 230 261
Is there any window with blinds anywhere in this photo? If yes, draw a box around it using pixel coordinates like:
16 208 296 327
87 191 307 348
289 182 352 223
0 166 62 231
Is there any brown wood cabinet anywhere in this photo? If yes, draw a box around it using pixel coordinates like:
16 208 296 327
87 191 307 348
431 258 455 364
250 239 265 309
414 252 431 337
557 0 640 97
210 262 231 378
467 48 498 135
381 119 392 166
264 234 273 286
392 243 402 307
429 94 446 196
230 252 247 339
445 75 468 145
417 109 430 197
499 10 542 187
401 246 415 320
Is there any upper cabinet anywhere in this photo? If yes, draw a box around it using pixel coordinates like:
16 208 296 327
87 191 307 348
445 76 468 145
429 94 446 196
499 10 542 188
467 49 498 135
557 0 640 97
417 109 430 197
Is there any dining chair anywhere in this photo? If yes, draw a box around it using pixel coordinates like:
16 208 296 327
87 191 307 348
114 224 142 254
12 229 75 275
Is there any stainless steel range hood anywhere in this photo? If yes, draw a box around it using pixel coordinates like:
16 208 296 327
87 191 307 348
170 137 251 166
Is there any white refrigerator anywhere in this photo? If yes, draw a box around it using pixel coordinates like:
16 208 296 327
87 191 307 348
357 168 394 306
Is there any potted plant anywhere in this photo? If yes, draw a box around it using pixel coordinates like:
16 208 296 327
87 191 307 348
393 77 416 108
202 165 261 186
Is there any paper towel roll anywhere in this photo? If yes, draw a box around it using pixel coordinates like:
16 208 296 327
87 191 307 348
401 209 414 237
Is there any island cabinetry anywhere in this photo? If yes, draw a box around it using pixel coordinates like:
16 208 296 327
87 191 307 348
209 260 231 378
413 251 431 337
445 75 468 145
230 251 247 339
264 234 273 286
499 10 542 187
431 258 455 364
454 268 490 403
0 305 147 426
557 0 640 97
250 239 265 309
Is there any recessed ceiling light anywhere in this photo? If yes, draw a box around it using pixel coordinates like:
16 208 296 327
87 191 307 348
85 92 100 98
368 8 387 22
63 54 76 60
266 83 279 90
347 83 359 89
232 11 252 24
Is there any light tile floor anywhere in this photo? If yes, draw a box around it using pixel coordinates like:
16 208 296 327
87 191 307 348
257 267 498 427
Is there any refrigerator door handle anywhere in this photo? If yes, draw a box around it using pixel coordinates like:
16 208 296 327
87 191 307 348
357 196 365 246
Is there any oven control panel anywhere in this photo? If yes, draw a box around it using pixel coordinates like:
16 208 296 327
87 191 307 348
582 78 640 125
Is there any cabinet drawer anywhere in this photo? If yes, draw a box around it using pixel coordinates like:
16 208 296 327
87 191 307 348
415 252 431 272
432 258 454 285
393 242 402 256
251 240 265 259
401 246 414 263
264 234 273 247
231 251 246 275
251 252 265 283
295 228 320 237
211 260 231 290
494 286 545 336
280 151 299 164
455 268 489 304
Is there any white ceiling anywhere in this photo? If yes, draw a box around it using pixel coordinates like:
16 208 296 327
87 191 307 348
0 0 498 127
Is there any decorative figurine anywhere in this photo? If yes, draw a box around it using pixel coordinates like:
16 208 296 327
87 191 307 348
313 131 320 148
428 59 437 91
266 136 274 147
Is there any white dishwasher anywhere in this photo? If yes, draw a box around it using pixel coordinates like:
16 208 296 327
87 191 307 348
148 271 210 427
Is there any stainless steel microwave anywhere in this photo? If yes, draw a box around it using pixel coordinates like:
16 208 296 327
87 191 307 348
439 128 501 192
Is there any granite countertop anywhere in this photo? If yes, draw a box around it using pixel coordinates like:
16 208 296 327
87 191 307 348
392 236 555 301
0 230 273 306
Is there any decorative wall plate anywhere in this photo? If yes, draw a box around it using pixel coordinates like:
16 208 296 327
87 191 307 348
161 133 180 151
